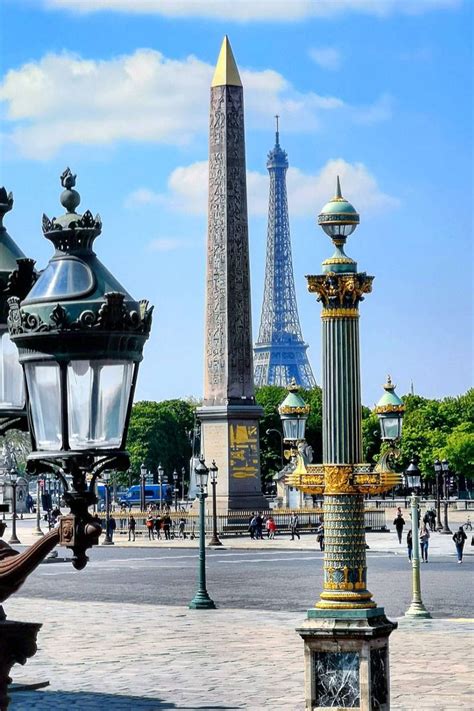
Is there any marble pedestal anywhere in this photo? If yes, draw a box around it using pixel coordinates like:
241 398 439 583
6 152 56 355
296 608 396 711
197 405 268 512
0 615 41 710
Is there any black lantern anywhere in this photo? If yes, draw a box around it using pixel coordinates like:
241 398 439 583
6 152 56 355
0 188 36 434
278 379 310 443
195 457 209 491
8 169 153 567
405 459 421 490
375 376 405 441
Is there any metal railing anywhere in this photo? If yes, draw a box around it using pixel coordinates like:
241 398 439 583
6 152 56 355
103 508 388 537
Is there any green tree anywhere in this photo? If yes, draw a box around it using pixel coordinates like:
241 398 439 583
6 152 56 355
441 423 474 480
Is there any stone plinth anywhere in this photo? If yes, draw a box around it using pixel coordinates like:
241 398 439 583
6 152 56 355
198 404 267 511
296 608 396 711
0 618 41 710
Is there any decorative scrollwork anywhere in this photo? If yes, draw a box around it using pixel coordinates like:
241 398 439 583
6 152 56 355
307 272 374 310
50 304 70 329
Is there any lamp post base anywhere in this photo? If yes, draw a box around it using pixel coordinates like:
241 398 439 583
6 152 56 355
297 607 396 711
440 528 452 535
208 536 223 547
7 535 21 546
189 591 216 610
32 528 44 537
405 601 432 619
101 537 114 546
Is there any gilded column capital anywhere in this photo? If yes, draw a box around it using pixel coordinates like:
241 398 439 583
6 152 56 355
306 272 374 311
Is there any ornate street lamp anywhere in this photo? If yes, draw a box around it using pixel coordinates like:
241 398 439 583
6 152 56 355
208 460 222 547
7 169 153 569
0 187 36 436
278 379 310 447
140 463 147 513
375 376 405 442
157 463 164 511
102 470 113 546
172 469 179 511
440 459 452 534
181 466 186 501
404 458 431 619
33 477 44 537
189 457 216 609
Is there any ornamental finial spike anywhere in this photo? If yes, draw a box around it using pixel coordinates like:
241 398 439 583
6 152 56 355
60 167 80 213
211 35 242 88
384 375 395 391
335 175 342 199
288 377 299 392
275 114 280 146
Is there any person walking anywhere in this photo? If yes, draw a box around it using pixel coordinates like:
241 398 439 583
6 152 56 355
419 523 430 563
178 517 187 539
146 515 155 540
128 515 136 542
163 514 172 540
452 526 467 563
107 515 116 543
290 513 300 540
393 510 405 544
316 520 325 551
267 516 277 539
407 529 413 561
248 514 257 540
255 512 264 540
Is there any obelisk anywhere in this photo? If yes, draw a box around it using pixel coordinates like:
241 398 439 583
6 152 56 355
197 37 267 512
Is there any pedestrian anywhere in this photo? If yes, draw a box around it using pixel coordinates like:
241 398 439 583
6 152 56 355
428 508 437 532
128 515 136 542
316 520 325 551
393 511 406 544
255 512 264 540
155 515 162 539
146 515 155 540
267 516 277 539
120 502 127 529
407 529 413 561
419 523 430 563
290 513 300 540
163 514 172 540
107 515 116 543
248 513 257 540
178 517 187 539
452 526 467 564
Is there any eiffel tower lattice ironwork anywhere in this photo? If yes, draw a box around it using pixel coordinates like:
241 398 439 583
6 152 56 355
254 119 316 389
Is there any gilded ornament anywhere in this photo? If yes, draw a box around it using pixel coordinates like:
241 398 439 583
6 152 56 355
321 308 359 319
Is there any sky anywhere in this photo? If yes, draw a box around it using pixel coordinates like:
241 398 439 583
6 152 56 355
0 0 472 408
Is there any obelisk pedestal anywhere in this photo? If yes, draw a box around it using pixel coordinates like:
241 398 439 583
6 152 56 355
197 37 267 512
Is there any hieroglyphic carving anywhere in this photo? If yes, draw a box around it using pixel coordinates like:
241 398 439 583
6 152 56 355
204 84 255 404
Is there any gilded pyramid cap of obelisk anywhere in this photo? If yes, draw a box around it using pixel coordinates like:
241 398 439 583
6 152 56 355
211 35 242 88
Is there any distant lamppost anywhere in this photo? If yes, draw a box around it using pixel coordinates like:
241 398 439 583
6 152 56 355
404 459 431 619
278 380 310 453
208 460 222 547
140 463 147 512
181 466 186 501
189 457 216 610
172 469 179 511
102 470 113 546
33 477 44 537
265 428 284 470
434 459 443 531
7 471 21 545
157 463 164 511
8 169 153 569
440 459 452 534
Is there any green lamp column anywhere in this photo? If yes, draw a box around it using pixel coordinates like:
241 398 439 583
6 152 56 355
307 177 374 610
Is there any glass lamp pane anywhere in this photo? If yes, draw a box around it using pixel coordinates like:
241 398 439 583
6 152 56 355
283 418 299 440
297 418 307 440
67 360 133 449
0 332 25 409
381 416 400 440
24 362 62 450
26 258 94 301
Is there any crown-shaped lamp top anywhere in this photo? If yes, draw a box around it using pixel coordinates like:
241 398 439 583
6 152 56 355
42 168 102 253
278 378 311 416
211 36 242 88
374 375 405 414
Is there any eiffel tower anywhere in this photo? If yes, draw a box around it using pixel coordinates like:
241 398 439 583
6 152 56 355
254 118 316 389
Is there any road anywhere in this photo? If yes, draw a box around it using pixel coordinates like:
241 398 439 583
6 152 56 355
17 546 473 619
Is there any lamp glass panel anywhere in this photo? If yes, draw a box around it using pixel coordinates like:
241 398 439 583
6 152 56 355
24 362 62 450
67 360 133 449
26 258 94 301
297 418 307 440
282 417 300 441
0 332 25 410
380 415 401 440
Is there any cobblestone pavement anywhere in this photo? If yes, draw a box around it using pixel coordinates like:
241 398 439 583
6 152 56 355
6 597 474 711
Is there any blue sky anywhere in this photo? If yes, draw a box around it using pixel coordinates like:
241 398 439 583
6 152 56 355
0 0 472 408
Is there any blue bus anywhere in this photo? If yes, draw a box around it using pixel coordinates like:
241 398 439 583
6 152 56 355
119 484 172 508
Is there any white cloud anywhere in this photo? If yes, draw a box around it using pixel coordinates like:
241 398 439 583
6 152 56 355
0 49 389 159
147 238 189 252
308 47 342 71
44 0 461 20
130 158 398 219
